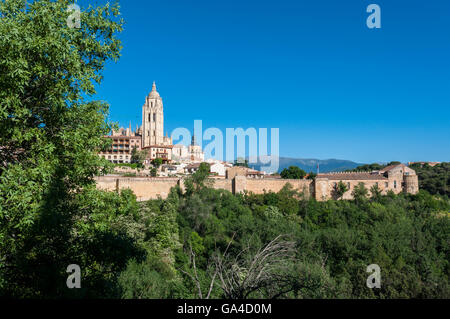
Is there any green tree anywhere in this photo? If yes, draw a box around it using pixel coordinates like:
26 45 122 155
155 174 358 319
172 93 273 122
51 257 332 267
352 182 369 203
280 166 307 179
130 146 146 167
0 0 128 297
409 162 449 196
307 172 317 180
118 256 185 299
331 181 349 200
184 163 211 195
370 184 382 200
152 157 163 168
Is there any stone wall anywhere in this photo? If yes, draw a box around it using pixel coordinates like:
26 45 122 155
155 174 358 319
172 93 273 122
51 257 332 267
243 178 313 198
95 176 313 201
95 176 179 201
210 178 233 193
316 178 389 200
95 171 418 202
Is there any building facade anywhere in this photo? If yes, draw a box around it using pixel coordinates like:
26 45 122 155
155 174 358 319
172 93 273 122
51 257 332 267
315 164 419 200
98 126 142 164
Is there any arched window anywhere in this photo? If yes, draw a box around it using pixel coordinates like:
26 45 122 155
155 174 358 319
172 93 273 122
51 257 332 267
153 113 156 122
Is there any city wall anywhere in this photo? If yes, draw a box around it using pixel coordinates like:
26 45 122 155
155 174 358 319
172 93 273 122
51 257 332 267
95 176 180 201
95 173 417 202
95 176 314 201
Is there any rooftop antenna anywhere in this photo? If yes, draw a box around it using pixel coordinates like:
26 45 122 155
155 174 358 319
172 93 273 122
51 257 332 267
317 163 320 175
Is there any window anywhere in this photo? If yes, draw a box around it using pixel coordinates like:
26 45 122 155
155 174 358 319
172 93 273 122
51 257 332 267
394 181 397 189
153 113 156 122
347 182 350 189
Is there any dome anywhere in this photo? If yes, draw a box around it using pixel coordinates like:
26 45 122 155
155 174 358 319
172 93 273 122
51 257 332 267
148 81 160 99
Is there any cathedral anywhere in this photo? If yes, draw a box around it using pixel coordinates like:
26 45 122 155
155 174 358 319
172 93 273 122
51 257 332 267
140 82 173 163
98 82 206 165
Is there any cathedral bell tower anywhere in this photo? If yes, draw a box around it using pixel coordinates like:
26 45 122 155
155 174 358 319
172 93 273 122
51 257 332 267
142 82 164 147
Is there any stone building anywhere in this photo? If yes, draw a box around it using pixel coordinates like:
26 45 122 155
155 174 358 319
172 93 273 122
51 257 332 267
98 125 142 164
142 144 173 164
172 135 205 163
172 144 189 161
188 135 204 162
315 163 419 200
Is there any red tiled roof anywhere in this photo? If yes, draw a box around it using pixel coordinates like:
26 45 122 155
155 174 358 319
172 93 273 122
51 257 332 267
380 163 405 173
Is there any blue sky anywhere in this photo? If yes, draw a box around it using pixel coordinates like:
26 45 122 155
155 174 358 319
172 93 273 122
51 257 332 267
85 0 449 164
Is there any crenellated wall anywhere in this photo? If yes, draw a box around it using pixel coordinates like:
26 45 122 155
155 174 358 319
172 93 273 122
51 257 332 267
95 168 418 202
95 176 313 201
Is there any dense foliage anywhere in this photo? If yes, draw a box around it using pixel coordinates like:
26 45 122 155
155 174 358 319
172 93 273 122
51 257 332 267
115 170 450 299
0 0 127 297
280 166 307 179
409 163 449 197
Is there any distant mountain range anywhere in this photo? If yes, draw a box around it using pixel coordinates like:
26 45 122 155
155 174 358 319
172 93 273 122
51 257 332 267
248 157 365 174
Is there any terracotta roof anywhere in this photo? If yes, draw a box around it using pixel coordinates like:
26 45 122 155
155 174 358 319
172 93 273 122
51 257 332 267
380 163 405 173
317 172 387 181
185 163 202 169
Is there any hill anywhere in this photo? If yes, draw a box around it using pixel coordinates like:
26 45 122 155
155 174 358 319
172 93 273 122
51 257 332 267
248 157 364 174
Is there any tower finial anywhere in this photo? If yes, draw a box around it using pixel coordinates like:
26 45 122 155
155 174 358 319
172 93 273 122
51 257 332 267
152 81 156 90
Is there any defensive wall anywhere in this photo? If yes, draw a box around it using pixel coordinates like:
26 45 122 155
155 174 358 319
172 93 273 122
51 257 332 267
95 175 313 201
95 164 418 202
